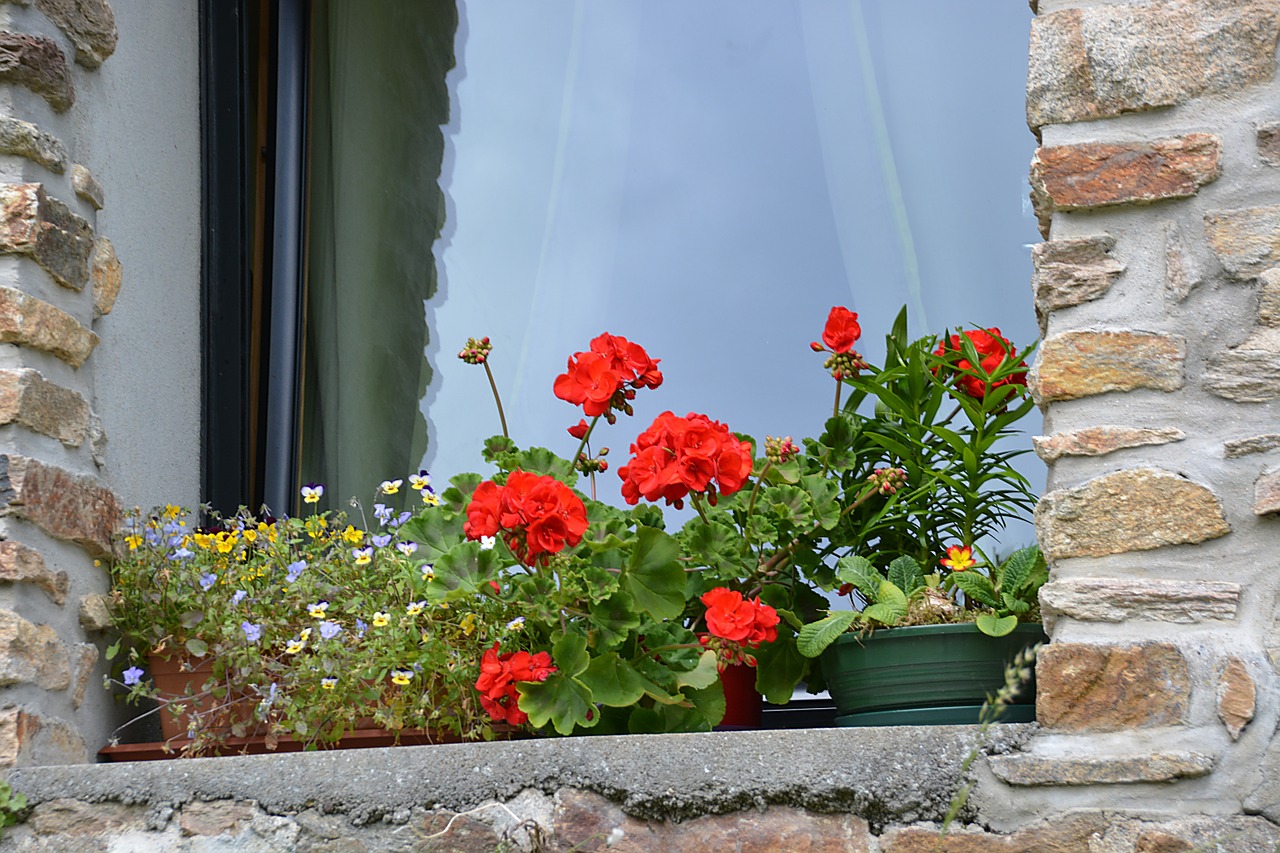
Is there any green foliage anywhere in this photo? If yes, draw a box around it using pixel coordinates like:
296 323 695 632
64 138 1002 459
0 780 27 834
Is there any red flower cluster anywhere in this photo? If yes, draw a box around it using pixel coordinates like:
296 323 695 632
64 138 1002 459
464 471 589 566
474 642 556 725
553 333 662 422
699 587 780 668
819 306 861 354
934 328 1027 400
617 411 754 509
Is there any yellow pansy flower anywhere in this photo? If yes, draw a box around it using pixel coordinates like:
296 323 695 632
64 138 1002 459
371 611 390 627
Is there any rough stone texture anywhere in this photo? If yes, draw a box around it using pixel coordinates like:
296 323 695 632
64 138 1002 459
0 707 85 768
1261 121 1280 166
1038 578 1239 633
69 163 101 210
0 368 89 446
90 234 120 317
1165 222 1202 302
0 454 120 558
76 591 110 632
1217 657 1255 740
1035 468 1230 560
1255 469 1280 514
29 0 117 68
988 752 1215 786
1033 331 1185 403
1226 433 1280 456
1031 236 1124 330
27 798 143 837
1261 268 1280 326
1205 331 1280 401
0 183 92 292
553 790 872 853
1030 135 1221 235
1026 1 1280 129
880 814 1107 852
0 116 64 173
0 609 68 689
1036 643 1191 731
179 800 259 838
0 539 65 604
1204 205 1280 279
69 641 96 710
0 287 97 367
0 32 73 111
1033 426 1184 462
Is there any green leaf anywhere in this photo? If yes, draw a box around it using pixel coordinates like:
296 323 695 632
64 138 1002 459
185 638 208 657
628 701 713 734
796 611 859 658
997 545 1041 594
675 650 720 691
764 484 814 528
621 527 685 619
579 654 649 707
588 593 640 650
685 683 726 729
887 555 924 595
179 610 204 630
105 640 120 661
976 613 1018 637
835 555 881 600
518 672 598 735
862 580 908 625
551 632 590 677
430 541 502 597
753 636 808 704
399 508 464 562
680 519 752 570
950 571 999 608
800 475 842 531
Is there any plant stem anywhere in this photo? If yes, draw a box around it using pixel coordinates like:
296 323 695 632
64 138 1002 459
482 362 509 439
833 377 842 419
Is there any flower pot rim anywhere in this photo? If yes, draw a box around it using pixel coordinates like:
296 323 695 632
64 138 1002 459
829 621 1045 645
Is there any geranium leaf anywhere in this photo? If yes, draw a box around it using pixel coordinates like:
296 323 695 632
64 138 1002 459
796 610 860 658
765 484 813 528
430 542 502 597
680 519 752 569
588 593 640 650
621 527 685 619
976 613 1018 637
628 702 712 734
800 475 842 531
684 683 726 729
579 653 649 707
518 672 597 735
399 508 464 562
675 650 720 691
551 632 590 677
753 636 808 704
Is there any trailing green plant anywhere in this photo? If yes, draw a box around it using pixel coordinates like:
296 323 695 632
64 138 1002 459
0 779 28 836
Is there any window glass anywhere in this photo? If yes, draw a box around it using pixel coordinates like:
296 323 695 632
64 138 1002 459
303 0 1042 520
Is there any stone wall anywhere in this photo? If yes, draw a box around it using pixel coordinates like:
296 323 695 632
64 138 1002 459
1004 0 1280 829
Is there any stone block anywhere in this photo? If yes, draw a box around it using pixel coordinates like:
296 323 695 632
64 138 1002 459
1205 204 1280 279
77 592 111 631
180 800 259 838
1035 643 1190 731
1033 331 1185 404
0 608 68 689
1226 433 1280 457
0 454 120 558
91 235 120 317
1033 426 1184 462
0 116 65 173
1262 269 1280 326
1261 121 1280 166
1205 330 1280 402
69 641 96 709
0 31 73 111
0 286 97 367
1039 578 1239 632
0 539 66 604
28 798 141 836
1165 223 1203 303
1030 135 1220 234
1031 236 1124 330
70 163 102 210
1217 657 1255 740
0 183 93 291
0 367 89 446
880 814 1107 853
31 0 117 68
1255 469 1280 514
1027 1 1280 129
988 752 1215 786
0 707 85 768
1036 468 1230 560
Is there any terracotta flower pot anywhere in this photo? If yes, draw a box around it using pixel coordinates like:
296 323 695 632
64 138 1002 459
147 653 256 742
717 662 763 729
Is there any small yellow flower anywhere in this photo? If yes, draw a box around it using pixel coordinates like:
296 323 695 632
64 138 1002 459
305 517 328 539
940 545 977 572
214 531 238 554
421 565 435 582
409 473 430 491
194 532 214 550
341 525 364 545
321 677 337 690
299 628 312 641
163 505 182 520
243 528 258 543
421 490 440 507
308 601 329 619
284 639 306 654
371 611 390 627
353 547 373 566
459 613 476 636
390 669 412 685
405 601 425 617
379 479 403 495
301 483 324 504
420 630 431 643
124 534 143 551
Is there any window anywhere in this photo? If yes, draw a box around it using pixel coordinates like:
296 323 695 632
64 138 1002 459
203 1 1041 518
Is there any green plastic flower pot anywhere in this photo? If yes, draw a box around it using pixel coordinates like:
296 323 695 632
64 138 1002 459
821 623 1046 727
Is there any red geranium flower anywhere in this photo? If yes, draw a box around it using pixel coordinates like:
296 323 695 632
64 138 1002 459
821 307 862 354
934 328 1027 400
567 419 590 440
702 587 780 647
617 412 753 509
463 471 588 566
475 642 556 725
553 334 661 421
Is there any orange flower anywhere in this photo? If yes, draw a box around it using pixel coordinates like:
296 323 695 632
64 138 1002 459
940 545 976 572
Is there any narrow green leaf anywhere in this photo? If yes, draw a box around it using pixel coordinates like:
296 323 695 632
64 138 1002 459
796 610 860 658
